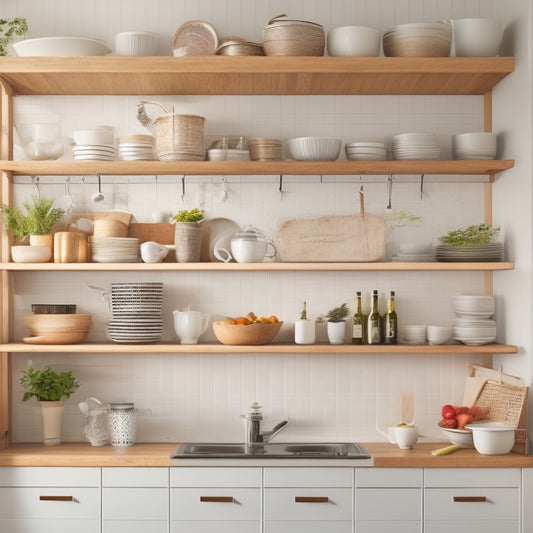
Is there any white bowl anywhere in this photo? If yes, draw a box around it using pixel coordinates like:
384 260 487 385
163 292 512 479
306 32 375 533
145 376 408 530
438 422 474 446
13 37 111 56
452 132 497 160
452 18 503 57
11 245 52 263
73 128 115 146
15 123 64 161
427 325 453 345
327 25 381 57
465 421 516 455
287 137 342 161
115 31 158 56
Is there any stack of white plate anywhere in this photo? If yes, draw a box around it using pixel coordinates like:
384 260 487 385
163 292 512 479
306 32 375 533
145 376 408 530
452 295 496 345
434 242 503 262
402 325 427 345
383 22 451 57
345 141 387 161
107 282 163 344
391 133 440 160
118 134 156 161
89 236 140 263
73 143 118 161
452 132 497 160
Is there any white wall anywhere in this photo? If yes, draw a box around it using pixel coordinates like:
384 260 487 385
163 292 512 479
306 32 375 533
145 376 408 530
5 0 527 445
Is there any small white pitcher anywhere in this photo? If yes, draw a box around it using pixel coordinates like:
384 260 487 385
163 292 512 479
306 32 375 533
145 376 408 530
173 309 210 344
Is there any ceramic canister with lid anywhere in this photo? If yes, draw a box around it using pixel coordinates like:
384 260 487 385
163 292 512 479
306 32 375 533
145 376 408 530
108 402 137 447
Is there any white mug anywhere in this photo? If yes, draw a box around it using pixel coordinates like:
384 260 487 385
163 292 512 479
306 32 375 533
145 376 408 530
394 426 419 449
214 236 276 263
173 309 210 344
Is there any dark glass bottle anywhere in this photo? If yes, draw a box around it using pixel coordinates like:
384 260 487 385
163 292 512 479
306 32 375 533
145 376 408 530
367 290 381 344
352 291 364 344
383 291 398 344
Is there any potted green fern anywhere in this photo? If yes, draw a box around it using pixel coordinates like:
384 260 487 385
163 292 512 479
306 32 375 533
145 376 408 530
20 362 79 445
0 18 28 56
325 303 349 344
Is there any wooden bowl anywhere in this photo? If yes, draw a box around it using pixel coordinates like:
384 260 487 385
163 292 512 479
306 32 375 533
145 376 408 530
213 321 283 345
23 313 92 344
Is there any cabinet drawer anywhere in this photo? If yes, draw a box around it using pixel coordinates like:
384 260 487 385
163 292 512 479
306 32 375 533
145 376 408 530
356 488 422 521
103 467 168 487
171 467 261 487
264 520 352 533
104 522 167 533
264 467 353 487
171 487 260 521
0 487 100 519
103 487 168 520
424 468 520 487
0 466 100 487
356 467 422 487
425 487 519 520
0 520 99 533
264 488 352 521
171 520 260 533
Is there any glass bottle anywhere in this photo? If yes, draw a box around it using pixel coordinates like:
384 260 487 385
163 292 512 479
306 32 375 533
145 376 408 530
367 289 381 344
383 291 398 344
352 291 364 344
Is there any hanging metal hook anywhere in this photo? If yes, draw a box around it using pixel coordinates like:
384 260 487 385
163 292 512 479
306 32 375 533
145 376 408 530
31 175 41 197
386 174 393 210
420 174 425 200
278 174 284 200
180 175 186 202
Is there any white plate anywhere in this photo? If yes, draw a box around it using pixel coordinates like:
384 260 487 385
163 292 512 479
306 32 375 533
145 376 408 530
206 217 240 261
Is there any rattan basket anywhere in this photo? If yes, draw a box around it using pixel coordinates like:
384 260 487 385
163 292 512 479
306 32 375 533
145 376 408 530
263 14 325 56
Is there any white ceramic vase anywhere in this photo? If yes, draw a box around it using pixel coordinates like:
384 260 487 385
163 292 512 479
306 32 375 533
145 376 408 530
295 319 316 344
39 400 64 446
327 321 346 344
174 222 202 262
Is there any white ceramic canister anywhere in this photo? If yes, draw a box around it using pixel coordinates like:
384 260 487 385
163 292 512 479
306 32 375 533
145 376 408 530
108 402 137 447
294 319 316 344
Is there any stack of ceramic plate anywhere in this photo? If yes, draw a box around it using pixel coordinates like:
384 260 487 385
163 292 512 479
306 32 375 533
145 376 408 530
434 242 503 262
73 143 117 161
452 295 496 345
107 282 163 343
345 141 387 161
118 134 156 161
248 138 283 161
392 243 434 262
391 133 440 160
383 22 451 57
89 236 140 263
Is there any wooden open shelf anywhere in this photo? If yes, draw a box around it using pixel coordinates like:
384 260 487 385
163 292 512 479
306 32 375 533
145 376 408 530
0 56 514 96
1 262 515 272
1 159 514 177
2 342 518 354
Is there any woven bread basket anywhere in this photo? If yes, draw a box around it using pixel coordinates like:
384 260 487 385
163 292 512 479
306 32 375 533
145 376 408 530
263 14 325 56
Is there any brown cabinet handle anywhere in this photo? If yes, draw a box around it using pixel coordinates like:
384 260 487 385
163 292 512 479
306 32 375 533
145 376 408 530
295 496 330 503
39 496 74 502
200 496 234 503
453 496 487 503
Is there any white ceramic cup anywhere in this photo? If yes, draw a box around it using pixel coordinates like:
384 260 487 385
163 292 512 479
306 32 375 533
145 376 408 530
394 426 419 449
140 241 169 263
230 239 276 263
173 310 210 344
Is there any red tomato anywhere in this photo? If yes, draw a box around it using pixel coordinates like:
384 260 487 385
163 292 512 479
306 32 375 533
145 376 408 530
441 404 456 420
440 418 458 429
453 405 469 416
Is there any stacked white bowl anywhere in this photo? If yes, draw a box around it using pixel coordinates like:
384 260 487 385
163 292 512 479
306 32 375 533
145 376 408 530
452 295 496 346
391 133 440 160
73 127 117 161
402 325 427 345
118 134 156 161
286 137 342 161
327 25 381 57
345 141 387 161
383 22 451 57
452 18 503 57
452 132 497 160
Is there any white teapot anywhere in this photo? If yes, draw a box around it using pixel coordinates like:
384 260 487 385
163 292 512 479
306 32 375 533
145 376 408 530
214 225 276 263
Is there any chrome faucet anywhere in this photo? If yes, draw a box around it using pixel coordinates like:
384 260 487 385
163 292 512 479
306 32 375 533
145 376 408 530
242 402 288 445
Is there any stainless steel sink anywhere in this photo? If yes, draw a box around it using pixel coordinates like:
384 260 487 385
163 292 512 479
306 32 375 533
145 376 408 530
172 442 370 459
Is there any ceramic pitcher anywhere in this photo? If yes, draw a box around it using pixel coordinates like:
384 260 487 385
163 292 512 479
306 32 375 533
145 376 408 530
173 309 210 344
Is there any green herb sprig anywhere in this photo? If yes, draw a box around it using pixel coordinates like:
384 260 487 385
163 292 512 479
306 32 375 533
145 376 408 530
438 224 500 247
0 18 28 56
173 208 204 223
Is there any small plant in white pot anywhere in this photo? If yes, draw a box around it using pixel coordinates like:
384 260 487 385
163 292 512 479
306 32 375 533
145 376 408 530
20 362 80 446
325 303 349 344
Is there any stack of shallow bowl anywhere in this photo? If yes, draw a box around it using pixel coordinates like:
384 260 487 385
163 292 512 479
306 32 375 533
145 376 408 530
452 132 497 160
402 325 427 345
263 16 325 56
118 134 156 161
287 137 342 161
434 241 503 262
89 236 140 262
327 25 381 56
345 141 387 161
107 282 163 344
452 295 496 346
73 127 117 161
383 22 451 57
216 40 264 56
248 138 283 161
391 133 440 160
23 313 92 344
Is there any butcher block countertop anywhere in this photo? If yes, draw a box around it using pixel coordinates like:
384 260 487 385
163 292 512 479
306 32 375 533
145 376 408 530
1 442 533 468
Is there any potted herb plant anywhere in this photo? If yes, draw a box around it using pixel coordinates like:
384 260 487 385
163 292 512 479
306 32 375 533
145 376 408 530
172 207 204 262
438 223 500 247
325 303 349 344
20 362 79 445
0 17 28 56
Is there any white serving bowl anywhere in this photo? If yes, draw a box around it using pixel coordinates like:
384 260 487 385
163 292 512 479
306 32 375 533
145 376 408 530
452 18 503 57
73 127 115 146
287 137 342 161
438 422 474 446
427 325 453 345
465 421 516 455
13 37 111 56
11 245 52 263
327 25 381 57
115 31 158 56
452 132 497 160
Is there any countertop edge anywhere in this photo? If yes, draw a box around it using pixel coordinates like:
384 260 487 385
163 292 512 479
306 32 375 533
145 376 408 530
1 442 532 468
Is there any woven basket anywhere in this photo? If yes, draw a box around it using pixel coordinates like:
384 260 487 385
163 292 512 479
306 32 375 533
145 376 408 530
263 15 325 56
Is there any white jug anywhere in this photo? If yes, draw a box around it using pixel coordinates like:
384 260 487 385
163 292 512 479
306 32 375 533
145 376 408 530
173 309 210 344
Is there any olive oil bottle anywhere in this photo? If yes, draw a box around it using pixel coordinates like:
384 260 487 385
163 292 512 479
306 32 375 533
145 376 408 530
383 291 398 344
367 289 381 344
352 291 364 344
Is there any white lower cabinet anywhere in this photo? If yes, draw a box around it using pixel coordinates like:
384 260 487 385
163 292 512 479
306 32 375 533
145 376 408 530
355 467 423 533
170 467 262 533
263 467 353 533
102 467 168 533
424 468 521 533
0 466 100 533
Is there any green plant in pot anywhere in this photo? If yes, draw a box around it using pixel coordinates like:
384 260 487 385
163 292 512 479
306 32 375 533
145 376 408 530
0 17 28 56
173 207 205 263
325 303 349 345
20 362 80 446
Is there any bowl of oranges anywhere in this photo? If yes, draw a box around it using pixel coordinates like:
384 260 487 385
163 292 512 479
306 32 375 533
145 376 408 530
213 312 282 345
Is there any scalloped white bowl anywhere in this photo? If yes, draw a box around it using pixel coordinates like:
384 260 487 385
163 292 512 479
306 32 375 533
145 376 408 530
13 37 111 57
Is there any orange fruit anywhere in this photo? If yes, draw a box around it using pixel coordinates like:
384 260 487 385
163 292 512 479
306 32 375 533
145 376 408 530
235 317 250 325
268 315 279 323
